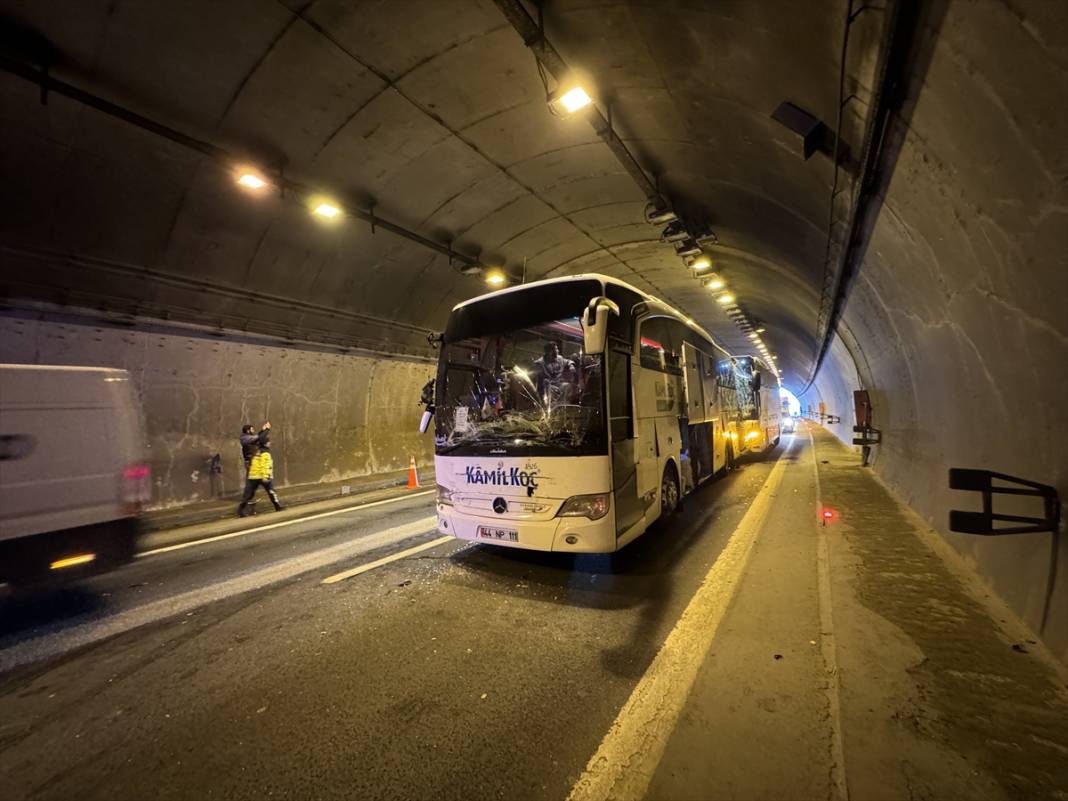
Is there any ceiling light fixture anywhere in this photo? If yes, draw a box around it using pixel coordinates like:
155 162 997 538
716 293 735 305
705 276 725 290
236 171 268 191
548 85 592 117
645 204 678 225
690 255 712 271
662 221 690 243
312 201 341 219
675 240 701 258
484 269 507 286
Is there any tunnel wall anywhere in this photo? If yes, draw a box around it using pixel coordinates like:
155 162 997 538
808 0 1068 661
0 312 435 509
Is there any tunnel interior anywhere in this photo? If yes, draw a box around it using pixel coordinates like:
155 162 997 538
0 0 1065 660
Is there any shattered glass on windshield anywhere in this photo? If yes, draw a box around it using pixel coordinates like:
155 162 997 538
435 318 605 456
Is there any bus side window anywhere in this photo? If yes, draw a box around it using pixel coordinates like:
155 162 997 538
608 350 633 440
716 359 735 388
605 284 643 344
639 317 682 374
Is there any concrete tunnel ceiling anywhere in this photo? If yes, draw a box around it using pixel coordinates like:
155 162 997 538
0 0 888 385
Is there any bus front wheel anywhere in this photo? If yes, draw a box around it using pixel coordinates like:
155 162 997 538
661 464 680 517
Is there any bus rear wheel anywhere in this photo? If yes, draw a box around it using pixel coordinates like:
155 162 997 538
661 465 680 517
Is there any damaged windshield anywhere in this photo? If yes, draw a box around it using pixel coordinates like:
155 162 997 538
435 318 606 456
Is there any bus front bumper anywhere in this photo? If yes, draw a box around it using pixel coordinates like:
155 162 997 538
436 503 617 553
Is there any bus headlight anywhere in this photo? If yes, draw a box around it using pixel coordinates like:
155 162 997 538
557 493 610 521
745 430 760 441
436 484 454 506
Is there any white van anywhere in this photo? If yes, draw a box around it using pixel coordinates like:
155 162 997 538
0 365 150 586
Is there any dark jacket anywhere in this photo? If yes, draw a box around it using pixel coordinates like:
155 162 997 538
241 429 269 463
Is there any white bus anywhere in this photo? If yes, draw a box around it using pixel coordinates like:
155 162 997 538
425 274 777 553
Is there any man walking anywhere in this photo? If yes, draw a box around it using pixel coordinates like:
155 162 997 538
237 439 284 517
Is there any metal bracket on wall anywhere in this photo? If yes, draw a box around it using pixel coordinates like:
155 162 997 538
948 469 1061 536
852 425 881 446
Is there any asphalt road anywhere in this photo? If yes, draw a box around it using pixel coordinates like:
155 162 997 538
0 445 785 801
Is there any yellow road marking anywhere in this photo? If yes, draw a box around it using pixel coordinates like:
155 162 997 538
321 535 454 584
567 440 793 801
138 490 435 558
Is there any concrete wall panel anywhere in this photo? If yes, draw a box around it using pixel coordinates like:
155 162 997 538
0 315 434 509
806 0 1068 660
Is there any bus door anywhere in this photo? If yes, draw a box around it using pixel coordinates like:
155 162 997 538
608 348 643 536
682 343 713 481
681 342 705 421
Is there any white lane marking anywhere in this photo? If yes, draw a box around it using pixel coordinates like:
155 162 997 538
810 427 849 801
0 516 437 674
322 535 454 584
138 490 435 557
567 439 793 801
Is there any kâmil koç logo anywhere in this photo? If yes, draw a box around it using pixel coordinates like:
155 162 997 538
464 462 539 490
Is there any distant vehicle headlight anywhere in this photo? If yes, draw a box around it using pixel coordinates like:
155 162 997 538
557 493 610 521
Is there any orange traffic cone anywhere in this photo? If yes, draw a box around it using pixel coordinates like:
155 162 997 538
407 456 420 489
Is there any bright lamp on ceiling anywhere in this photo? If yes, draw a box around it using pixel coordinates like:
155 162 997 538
549 86 592 116
312 201 341 219
236 171 268 191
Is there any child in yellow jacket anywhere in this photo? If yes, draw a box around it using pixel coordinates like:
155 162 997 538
238 441 284 516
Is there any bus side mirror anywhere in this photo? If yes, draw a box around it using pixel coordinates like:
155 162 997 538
418 379 435 432
419 408 434 433
582 297 620 355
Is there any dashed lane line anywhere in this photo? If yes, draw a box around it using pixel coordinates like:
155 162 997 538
0 516 438 674
567 437 794 801
138 490 436 557
322 536 455 584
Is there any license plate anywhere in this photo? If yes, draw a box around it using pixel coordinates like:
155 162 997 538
477 526 519 542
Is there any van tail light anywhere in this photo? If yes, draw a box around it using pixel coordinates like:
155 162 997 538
122 463 152 514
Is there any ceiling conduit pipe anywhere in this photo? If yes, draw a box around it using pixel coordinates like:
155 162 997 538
491 0 660 205
801 0 934 394
0 54 489 275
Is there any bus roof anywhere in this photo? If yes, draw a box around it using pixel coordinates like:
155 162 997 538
452 273 729 356
451 273 659 310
